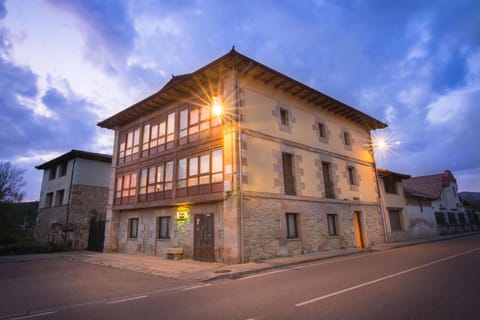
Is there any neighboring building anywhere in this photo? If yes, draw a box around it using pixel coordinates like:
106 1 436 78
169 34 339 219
98 49 388 263
377 169 411 241
403 170 466 235
403 187 438 238
34 150 112 250
459 192 480 229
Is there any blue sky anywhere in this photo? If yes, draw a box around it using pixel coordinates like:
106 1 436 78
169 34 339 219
0 0 479 201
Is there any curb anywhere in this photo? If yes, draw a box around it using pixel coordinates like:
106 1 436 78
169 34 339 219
207 232 480 282
205 249 367 282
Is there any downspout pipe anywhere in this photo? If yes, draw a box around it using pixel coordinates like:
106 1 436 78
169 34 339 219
370 143 389 243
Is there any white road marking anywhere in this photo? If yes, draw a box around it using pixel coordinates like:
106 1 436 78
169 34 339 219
295 247 480 307
106 295 148 304
182 284 212 291
9 311 57 319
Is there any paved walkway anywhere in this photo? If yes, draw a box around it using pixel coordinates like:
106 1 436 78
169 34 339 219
2 232 479 282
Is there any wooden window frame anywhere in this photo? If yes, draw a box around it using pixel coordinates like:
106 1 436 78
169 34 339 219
327 214 338 236
280 108 289 126
286 212 299 239
388 209 403 231
282 152 296 195
158 216 171 239
128 218 139 239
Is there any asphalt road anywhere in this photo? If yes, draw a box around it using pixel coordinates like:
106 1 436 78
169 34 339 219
1 235 479 320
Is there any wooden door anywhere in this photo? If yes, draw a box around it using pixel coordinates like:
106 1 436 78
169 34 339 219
354 211 364 248
194 213 215 262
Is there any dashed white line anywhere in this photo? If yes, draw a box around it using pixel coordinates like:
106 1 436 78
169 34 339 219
9 311 57 319
182 284 212 291
295 247 480 307
106 295 148 305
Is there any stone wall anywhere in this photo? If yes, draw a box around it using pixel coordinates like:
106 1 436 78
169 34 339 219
34 184 109 249
117 202 224 260
34 205 68 243
242 195 384 261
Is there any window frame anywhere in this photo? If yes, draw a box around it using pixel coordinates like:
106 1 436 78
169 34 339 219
158 216 171 239
327 214 338 236
343 131 352 146
48 167 56 180
282 152 296 195
45 192 53 208
348 166 357 185
383 177 397 194
128 218 139 239
388 209 403 231
55 189 65 207
280 108 289 126
286 212 299 239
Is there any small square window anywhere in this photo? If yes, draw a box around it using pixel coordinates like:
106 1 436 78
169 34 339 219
318 123 326 138
129 218 139 238
158 216 171 239
280 108 289 126
327 214 338 236
55 190 64 206
286 213 299 239
59 163 67 177
388 209 402 231
49 167 56 180
344 132 351 145
45 192 53 207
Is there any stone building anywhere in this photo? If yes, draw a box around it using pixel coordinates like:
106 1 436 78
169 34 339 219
35 150 112 250
403 170 468 235
98 49 387 263
377 169 411 242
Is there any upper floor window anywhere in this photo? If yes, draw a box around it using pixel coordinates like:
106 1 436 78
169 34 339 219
58 163 67 177
49 167 56 180
383 177 397 194
322 161 335 199
348 166 357 185
45 192 53 207
318 123 326 138
280 108 289 126
343 131 352 146
282 152 296 195
115 172 137 205
55 189 64 206
119 128 140 163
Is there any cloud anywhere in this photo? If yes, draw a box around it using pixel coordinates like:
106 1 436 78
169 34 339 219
45 0 137 74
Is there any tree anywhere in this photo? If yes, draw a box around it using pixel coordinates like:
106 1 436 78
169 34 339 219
0 161 26 202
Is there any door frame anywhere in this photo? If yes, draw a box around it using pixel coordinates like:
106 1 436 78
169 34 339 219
353 211 364 248
193 213 215 262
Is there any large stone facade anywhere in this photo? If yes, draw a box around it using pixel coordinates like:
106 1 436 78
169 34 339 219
242 195 384 261
35 184 109 249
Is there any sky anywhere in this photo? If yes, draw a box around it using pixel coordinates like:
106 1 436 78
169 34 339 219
0 0 479 201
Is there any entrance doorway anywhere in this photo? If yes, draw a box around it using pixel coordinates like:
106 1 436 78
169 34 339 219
194 213 214 262
353 211 364 248
87 219 105 252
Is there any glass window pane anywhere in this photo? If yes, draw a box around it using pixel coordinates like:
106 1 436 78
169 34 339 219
133 129 140 145
212 149 223 173
151 125 158 139
159 122 166 136
180 110 188 130
190 109 199 124
178 159 187 179
143 124 150 142
148 167 156 184
130 173 137 187
189 157 198 176
200 155 210 174
126 132 133 148
157 165 164 182
165 161 173 181
167 113 175 134
123 175 130 188
140 169 147 187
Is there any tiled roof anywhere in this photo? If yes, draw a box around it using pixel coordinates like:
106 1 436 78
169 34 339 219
98 48 387 130
36 150 112 170
402 170 456 199
377 168 411 180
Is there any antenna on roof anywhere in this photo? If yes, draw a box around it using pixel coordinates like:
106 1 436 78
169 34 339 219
171 74 175 78
231 45 236 52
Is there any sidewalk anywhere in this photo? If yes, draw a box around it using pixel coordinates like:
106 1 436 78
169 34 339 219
2 232 479 282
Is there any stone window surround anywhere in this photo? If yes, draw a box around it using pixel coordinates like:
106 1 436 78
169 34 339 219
316 155 341 199
273 146 305 195
344 162 361 192
273 102 296 133
340 128 354 151
313 116 330 144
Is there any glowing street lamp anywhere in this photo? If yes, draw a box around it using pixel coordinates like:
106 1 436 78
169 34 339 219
212 96 223 117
